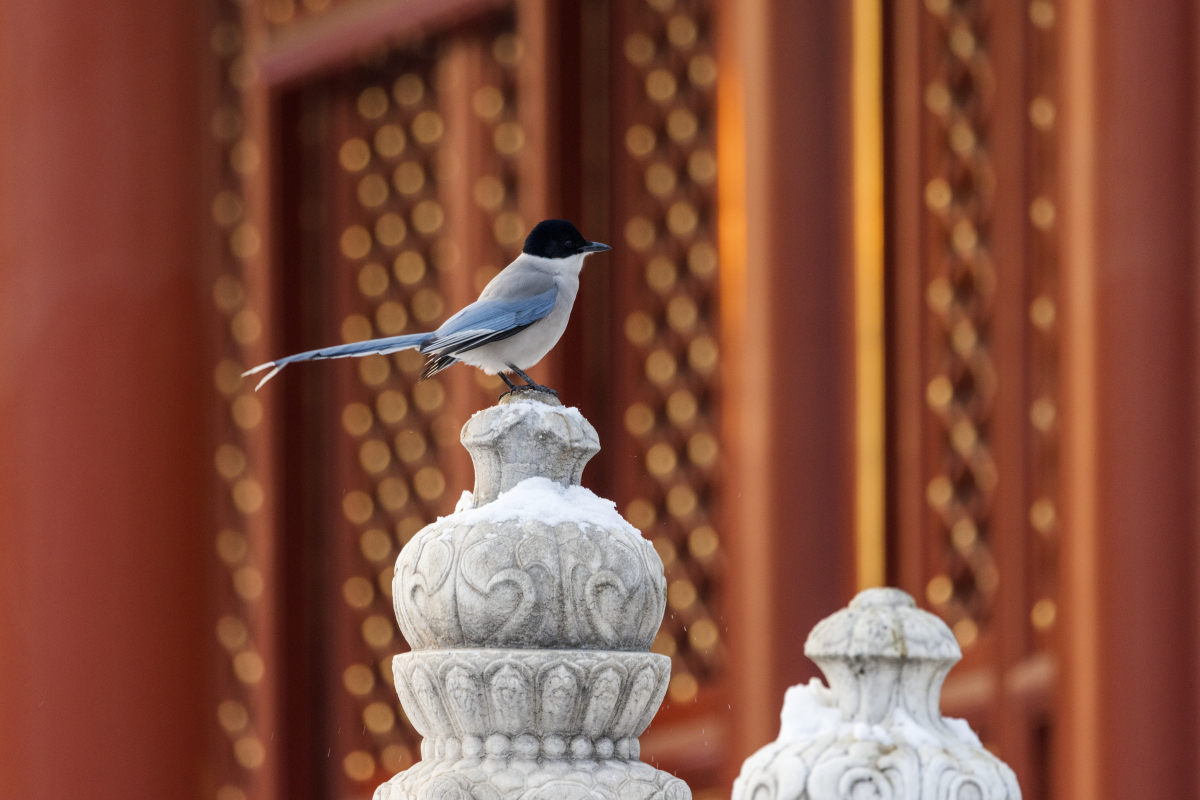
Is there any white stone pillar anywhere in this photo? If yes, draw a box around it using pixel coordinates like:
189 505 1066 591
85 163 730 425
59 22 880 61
376 395 691 800
732 588 1021 800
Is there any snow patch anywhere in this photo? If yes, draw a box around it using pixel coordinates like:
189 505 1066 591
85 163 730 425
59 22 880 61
778 679 842 743
484 399 588 428
943 715 983 747
439 476 650 546
890 707 939 747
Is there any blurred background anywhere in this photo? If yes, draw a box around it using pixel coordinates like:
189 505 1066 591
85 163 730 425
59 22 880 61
0 0 1197 798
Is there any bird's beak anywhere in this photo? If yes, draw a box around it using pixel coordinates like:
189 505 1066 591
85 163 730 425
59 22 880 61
580 241 611 253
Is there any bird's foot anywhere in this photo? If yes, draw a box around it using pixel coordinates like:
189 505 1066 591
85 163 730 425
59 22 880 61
497 384 559 401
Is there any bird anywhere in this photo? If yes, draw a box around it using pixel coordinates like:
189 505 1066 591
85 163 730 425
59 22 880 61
243 219 610 397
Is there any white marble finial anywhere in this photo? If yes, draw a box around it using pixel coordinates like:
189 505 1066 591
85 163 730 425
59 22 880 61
376 398 690 800
733 588 1021 800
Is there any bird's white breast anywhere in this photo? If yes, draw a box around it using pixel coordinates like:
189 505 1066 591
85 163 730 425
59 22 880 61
459 253 585 374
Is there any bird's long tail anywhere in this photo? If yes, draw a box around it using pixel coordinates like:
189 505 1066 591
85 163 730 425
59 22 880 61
242 332 429 391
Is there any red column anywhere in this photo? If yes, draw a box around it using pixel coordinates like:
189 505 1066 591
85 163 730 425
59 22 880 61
720 0 856 771
1058 0 1200 797
0 1 210 797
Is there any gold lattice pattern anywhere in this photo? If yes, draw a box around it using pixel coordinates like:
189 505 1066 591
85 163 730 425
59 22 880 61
209 3 271 799
332 29 527 790
919 0 1001 648
1024 0 1060 645
619 0 722 702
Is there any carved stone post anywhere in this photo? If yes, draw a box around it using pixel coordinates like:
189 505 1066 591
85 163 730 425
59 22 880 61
376 395 691 800
732 588 1021 800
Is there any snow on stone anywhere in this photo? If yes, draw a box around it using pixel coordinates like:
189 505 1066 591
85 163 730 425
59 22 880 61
777 678 842 743
439 476 650 546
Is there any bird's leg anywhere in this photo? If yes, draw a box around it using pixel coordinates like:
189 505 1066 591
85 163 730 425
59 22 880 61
506 364 559 398
510 366 537 386
497 372 519 400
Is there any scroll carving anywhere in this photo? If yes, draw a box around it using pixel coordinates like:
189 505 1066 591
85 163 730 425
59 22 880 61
733 588 1020 800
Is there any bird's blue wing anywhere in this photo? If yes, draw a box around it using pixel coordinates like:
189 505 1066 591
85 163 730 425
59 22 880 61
243 284 558 391
423 286 558 355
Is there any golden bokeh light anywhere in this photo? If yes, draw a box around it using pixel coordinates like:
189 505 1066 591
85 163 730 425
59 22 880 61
652 536 677 567
625 125 656 157
667 15 698 49
358 354 391 385
233 651 265 684
411 111 444 144
339 138 371 172
342 314 373 343
343 663 375 695
393 73 424 106
953 618 978 648
493 122 525 155
363 701 396 733
360 528 393 562
624 33 655 66
362 614 395 648
625 403 655 436
375 390 408 424
625 498 656 530
411 379 445 411
233 735 265 769
357 174 389 208
374 124 406 158
472 86 505 119
232 478 264 514
667 484 698 517
232 565 264 600
343 490 375 524
378 476 410 511
668 673 699 703
667 578 697 610
651 631 677 657
413 467 445 500
689 526 718 559
217 700 249 733
358 262 389 297
688 617 719 650
357 86 388 120
343 751 376 782
216 529 248 565
926 574 954 605
343 576 374 609
216 615 248 651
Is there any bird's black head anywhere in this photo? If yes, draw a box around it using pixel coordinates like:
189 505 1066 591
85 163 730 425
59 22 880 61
523 219 611 259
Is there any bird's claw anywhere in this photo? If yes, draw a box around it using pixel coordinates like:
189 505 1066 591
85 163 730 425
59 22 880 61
497 384 559 401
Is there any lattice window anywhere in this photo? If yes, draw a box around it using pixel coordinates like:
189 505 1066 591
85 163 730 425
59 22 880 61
209 1 275 798
1023 0 1060 660
919 0 1001 648
320 21 530 795
615 0 723 716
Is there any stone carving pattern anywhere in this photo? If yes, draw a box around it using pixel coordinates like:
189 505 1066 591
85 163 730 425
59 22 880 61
396 516 666 652
395 403 668 653
732 588 1021 800
393 650 670 749
377 398 690 800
